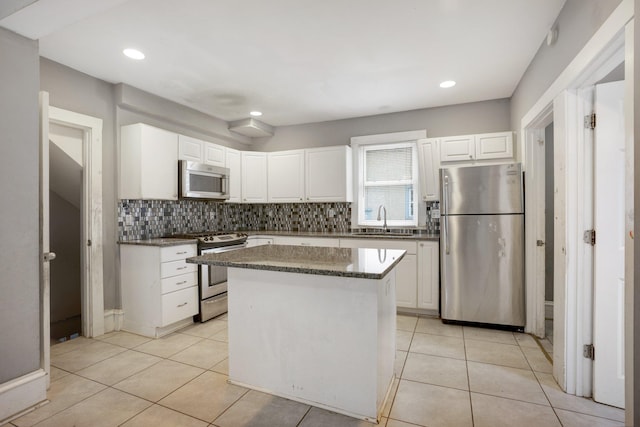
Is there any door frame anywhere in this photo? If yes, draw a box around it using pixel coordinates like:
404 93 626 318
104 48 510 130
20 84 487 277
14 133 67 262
46 104 104 340
519 0 633 409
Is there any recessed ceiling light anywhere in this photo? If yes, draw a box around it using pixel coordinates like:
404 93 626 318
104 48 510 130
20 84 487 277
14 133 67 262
249 111 263 117
123 48 145 60
440 80 456 88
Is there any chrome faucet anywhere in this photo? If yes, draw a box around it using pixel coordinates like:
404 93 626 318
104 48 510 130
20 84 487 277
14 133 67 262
377 205 388 232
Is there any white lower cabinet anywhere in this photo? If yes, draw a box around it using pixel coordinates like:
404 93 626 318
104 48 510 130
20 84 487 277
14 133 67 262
339 238 438 311
272 236 339 247
417 241 439 310
246 236 274 247
120 244 198 338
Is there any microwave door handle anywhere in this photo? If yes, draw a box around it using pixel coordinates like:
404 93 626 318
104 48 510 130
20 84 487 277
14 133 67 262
222 175 228 195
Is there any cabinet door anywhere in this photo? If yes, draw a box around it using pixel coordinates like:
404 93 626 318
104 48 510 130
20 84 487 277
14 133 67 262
305 146 352 202
475 132 513 160
139 125 178 200
440 135 475 162
268 150 305 202
241 152 268 203
418 138 440 201
246 237 273 247
273 236 339 247
339 238 417 308
417 241 439 311
204 143 226 167
395 255 418 308
178 135 204 162
225 148 242 203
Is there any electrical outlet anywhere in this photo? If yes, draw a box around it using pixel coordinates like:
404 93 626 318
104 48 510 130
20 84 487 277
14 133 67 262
431 209 440 219
124 215 134 226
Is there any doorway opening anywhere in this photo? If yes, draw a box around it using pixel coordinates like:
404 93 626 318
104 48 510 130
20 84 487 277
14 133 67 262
49 123 84 343
543 121 554 355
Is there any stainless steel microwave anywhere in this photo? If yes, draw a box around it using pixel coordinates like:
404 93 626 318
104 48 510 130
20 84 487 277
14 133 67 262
179 160 230 200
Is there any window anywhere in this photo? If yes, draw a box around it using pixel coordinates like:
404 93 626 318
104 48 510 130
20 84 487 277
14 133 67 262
358 142 419 227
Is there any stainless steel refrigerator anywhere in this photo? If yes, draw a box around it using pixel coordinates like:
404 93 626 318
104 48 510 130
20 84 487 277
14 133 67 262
440 163 525 328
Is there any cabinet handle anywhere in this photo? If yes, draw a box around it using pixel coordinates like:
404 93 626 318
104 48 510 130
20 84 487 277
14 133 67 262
177 266 188 270
177 302 188 307
176 251 187 255
469 154 473 158
176 280 187 285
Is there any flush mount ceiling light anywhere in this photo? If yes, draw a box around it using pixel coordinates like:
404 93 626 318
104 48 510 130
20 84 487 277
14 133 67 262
249 111 263 117
439 80 456 88
123 48 145 60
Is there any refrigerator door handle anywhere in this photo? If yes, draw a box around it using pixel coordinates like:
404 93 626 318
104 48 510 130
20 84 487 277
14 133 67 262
444 175 450 255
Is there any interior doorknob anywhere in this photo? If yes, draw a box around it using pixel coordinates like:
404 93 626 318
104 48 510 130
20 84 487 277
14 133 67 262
536 240 545 247
44 252 57 261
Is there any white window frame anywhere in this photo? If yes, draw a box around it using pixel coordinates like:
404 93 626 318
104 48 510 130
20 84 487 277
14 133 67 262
351 130 427 227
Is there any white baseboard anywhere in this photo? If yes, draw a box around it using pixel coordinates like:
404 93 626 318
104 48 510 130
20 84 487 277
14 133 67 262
103 309 124 334
0 370 47 424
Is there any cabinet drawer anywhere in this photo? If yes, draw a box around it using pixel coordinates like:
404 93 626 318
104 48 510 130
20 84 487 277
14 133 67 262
162 286 198 326
161 272 197 294
161 259 197 278
160 244 196 262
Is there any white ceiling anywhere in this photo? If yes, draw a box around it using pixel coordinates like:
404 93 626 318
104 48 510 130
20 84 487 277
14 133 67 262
1 0 566 127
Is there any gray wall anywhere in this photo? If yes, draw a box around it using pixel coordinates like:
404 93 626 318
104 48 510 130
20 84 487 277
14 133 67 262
254 98 511 152
0 27 40 383
510 0 622 132
40 58 119 310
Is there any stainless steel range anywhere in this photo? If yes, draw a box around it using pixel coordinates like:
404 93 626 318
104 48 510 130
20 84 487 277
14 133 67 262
174 231 248 322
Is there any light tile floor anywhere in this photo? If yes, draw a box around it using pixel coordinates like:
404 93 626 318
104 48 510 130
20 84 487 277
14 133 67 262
4 314 625 427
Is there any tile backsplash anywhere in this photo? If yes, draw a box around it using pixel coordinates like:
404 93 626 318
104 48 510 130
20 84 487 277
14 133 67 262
425 201 440 233
118 200 352 241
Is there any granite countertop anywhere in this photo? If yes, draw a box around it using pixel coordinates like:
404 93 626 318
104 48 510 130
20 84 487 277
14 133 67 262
117 237 198 247
186 245 406 279
118 230 439 247
243 230 440 241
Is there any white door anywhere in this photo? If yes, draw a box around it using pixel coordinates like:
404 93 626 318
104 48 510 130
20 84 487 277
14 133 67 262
592 80 625 408
39 92 52 388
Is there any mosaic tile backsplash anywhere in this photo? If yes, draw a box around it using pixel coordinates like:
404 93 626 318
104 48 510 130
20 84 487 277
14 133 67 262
425 201 440 233
118 200 352 241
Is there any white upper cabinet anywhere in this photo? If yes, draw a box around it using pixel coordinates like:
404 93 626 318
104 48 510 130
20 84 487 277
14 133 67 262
418 138 440 201
305 146 353 202
241 151 268 203
268 150 305 202
120 123 178 200
179 134 226 167
440 131 514 163
203 143 226 167
225 147 242 203
475 132 513 160
178 135 204 162
440 135 475 162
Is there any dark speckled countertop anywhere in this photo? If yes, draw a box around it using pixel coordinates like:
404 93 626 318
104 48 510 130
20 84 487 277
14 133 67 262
244 230 440 241
186 245 406 279
117 237 198 247
118 230 439 247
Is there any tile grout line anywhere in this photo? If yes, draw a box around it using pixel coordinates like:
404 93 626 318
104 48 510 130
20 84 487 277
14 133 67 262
462 326 475 427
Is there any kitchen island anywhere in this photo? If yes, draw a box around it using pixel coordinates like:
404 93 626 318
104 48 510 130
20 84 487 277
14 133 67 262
187 245 405 423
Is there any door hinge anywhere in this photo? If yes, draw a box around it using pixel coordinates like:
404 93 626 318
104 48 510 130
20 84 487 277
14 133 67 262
583 229 596 246
583 344 595 360
584 113 596 129
87 239 92 247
